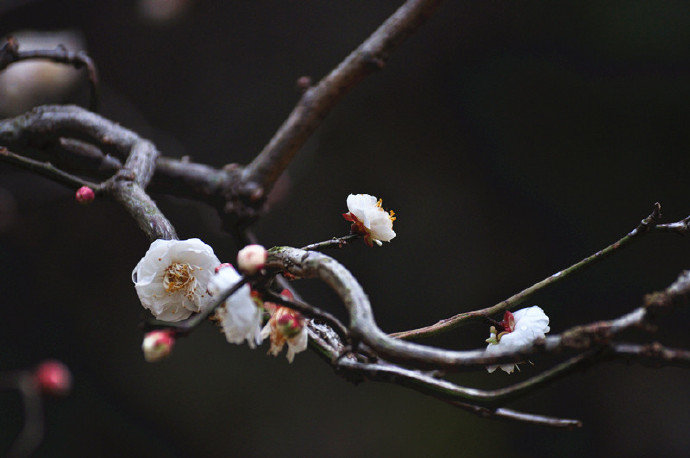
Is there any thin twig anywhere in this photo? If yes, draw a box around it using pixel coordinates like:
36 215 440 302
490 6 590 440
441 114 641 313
391 203 666 340
0 106 233 203
608 342 690 368
143 277 249 336
447 401 582 429
301 234 360 251
0 146 100 190
261 289 350 344
655 216 690 235
0 37 99 111
0 105 177 240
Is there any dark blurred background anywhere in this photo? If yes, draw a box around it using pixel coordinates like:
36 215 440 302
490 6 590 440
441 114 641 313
1 0 689 456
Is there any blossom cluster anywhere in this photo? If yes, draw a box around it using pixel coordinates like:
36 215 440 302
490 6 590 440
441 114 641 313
133 239 307 363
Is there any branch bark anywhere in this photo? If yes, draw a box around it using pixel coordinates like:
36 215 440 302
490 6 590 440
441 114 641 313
241 0 443 199
266 248 690 371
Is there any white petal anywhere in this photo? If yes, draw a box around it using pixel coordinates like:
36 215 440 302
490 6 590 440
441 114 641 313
208 266 242 296
131 238 220 322
217 284 263 347
260 322 272 340
286 328 308 363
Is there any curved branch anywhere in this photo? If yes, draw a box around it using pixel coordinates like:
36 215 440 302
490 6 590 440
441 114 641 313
0 105 176 240
0 106 232 203
267 248 690 371
267 247 547 370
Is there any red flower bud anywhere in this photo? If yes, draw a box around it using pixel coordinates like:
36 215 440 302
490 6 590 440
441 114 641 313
75 186 95 204
34 360 72 396
142 330 176 362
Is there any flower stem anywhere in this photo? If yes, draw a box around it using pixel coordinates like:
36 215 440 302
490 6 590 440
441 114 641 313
301 234 360 251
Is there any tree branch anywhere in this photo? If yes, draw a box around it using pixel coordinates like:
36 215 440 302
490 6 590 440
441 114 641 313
0 106 233 204
607 342 690 368
0 105 176 240
447 401 582 429
240 0 443 200
0 146 100 190
301 234 360 251
266 247 690 371
390 203 675 340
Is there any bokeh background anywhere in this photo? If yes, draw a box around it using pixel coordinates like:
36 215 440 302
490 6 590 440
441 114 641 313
1 1 689 456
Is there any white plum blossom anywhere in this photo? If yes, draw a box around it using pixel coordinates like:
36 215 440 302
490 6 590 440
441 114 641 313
209 264 263 348
343 193 396 247
132 238 219 321
485 306 550 374
260 290 308 363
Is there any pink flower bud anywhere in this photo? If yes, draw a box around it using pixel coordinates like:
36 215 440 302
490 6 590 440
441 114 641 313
499 310 516 333
237 244 267 275
142 330 175 362
275 307 304 338
34 360 72 396
75 186 95 204
215 263 233 273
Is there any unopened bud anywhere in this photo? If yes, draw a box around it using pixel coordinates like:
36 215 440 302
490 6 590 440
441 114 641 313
215 262 233 273
142 330 175 362
75 186 95 204
237 244 267 275
34 360 72 396
275 307 303 338
499 310 516 333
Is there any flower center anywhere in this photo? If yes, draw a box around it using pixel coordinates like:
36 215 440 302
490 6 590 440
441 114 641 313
163 262 197 298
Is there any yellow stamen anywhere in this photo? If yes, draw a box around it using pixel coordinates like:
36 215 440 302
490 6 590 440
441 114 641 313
163 262 197 300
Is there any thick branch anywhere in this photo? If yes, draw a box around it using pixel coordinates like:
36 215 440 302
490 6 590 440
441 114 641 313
0 106 232 203
242 0 443 197
267 248 690 371
0 105 176 240
106 179 176 241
